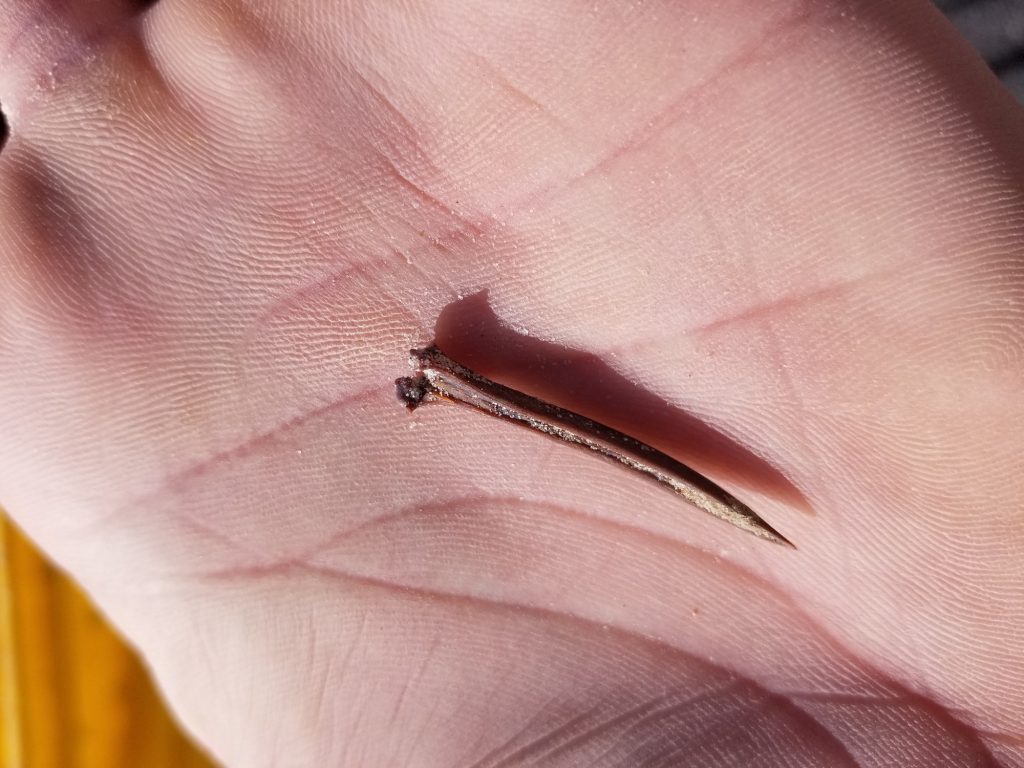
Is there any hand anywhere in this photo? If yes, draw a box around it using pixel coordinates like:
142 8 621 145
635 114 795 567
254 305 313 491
2 0 1022 765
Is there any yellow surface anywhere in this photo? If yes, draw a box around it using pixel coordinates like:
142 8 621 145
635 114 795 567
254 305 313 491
0 514 217 768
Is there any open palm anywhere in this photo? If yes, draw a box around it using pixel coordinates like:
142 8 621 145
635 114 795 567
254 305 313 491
2 0 1023 765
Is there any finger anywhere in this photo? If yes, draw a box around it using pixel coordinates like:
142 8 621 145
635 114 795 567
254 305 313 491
0 0 155 125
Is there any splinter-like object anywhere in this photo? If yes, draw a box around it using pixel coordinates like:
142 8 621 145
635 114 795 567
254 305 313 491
396 346 793 547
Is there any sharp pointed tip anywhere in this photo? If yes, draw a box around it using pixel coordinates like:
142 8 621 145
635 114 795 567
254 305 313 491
723 498 795 548
760 523 795 549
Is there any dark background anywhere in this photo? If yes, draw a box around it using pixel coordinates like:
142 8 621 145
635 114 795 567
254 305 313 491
936 0 1024 99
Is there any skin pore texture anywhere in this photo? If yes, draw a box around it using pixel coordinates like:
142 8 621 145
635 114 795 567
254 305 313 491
1 0 1023 765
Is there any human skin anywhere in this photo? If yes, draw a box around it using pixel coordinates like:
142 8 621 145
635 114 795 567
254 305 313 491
1 0 1022 765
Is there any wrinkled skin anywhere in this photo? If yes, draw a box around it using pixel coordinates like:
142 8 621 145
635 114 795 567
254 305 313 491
1 0 1023 765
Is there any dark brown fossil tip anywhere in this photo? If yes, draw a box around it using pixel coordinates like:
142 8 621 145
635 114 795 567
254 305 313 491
395 375 429 409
